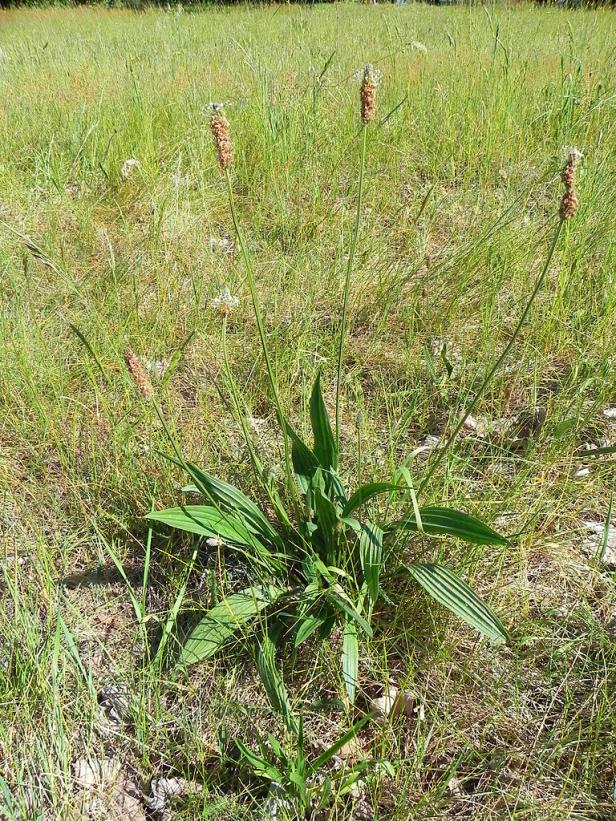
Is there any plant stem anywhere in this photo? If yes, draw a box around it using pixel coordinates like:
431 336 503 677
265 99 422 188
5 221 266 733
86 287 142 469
419 218 565 496
223 168 294 488
335 125 368 452
221 317 293 529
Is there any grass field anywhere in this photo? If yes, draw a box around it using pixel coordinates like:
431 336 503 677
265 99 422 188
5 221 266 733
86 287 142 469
1 2 615 818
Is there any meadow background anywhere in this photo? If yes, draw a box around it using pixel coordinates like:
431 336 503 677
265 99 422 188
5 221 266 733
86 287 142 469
0 2 615 818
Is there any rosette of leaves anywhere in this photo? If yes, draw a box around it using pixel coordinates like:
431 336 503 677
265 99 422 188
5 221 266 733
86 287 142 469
147 373 509 702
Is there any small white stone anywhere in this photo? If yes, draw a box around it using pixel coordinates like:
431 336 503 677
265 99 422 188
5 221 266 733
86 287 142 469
462 415 478 433
447 776 463 796
400 690 415 717
582 520 616 569
370 685 399 723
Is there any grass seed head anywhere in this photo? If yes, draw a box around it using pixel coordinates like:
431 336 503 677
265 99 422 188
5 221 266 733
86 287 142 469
560 148 582 219
360 64 380 125
124 346 154 399
210 105 234 170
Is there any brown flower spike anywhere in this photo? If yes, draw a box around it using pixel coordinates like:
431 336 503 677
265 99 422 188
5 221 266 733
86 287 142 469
124 346 154 399
210 106 234 170
560 148 581 220
360 64 380 125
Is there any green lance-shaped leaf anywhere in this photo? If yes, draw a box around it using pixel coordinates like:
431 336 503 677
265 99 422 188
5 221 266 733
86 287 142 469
312 485 340 562
406 563 508 644
235 739 284 783
342 482 404 517
310 371 338 471
146 505 258 544
326 584 372 637
162 453 283 550
389 507 509 546
284 421 320 496
359 521 383 604
342 617 359 704
145 505 280 573
256 633 298 734
295 613 329 648
179 585 283 667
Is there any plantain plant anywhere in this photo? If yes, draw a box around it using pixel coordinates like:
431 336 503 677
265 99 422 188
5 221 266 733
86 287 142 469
144 74 525 701
147 370 509 702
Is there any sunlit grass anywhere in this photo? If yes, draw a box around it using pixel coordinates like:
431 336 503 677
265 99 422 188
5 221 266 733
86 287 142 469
0 3 614 818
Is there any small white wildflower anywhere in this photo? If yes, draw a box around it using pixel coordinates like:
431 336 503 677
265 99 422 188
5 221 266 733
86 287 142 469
144 359 168 380
211 286 240 316
248 416 267 432
353 63 382 85
206 536 223 548
171 171 189 188
209 236 234 255
120 158 141 181
565 146 583 163
205 101 227 114
411 41 428 54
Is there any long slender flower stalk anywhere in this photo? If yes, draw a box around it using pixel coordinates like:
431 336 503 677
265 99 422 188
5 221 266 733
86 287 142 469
335 64 380 451
209 104 293 488
419 149 582 495
221 316 294 531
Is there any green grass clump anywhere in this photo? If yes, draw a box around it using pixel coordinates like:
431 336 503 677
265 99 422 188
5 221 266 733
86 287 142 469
0 3 615 819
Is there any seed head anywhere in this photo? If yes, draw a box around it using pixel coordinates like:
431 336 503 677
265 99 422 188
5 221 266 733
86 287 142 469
559 148 582 220
210 107 234 170
124 346 154 399
359 64 380 125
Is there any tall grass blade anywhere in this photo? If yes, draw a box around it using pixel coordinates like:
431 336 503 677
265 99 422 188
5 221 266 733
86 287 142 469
308 714 371 773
